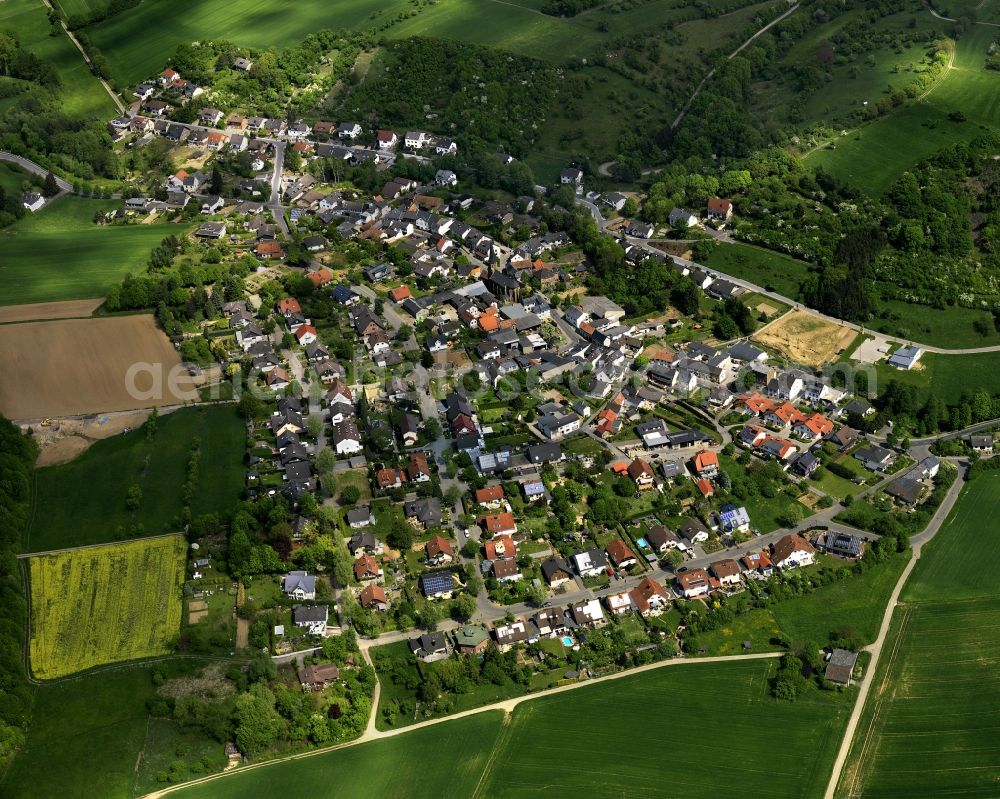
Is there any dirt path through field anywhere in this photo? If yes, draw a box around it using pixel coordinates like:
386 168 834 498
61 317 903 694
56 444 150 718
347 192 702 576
235 582 249 650
0 298 103 324
140 650 782 799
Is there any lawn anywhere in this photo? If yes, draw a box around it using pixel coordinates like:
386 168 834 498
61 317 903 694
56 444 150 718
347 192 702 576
0 0 117 120
0 197 190 306
703 242 811 300
834 473 1000 797
0 161 36 196
718 454 807 533
170 658 853 799
0 658 229 799
28 534 186 678
26 406 245 551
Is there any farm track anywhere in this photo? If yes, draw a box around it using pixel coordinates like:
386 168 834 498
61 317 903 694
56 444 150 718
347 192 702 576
139 651 783 799
823 462 970 799
38 0 126 113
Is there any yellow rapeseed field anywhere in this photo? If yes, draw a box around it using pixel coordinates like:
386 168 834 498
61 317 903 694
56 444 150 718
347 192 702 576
28 534 186 679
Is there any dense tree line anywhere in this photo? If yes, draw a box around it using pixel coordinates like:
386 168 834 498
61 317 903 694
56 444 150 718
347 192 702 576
0 416 37 767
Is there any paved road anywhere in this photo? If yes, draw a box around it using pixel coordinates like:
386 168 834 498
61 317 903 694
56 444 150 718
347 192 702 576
822 460 969 799
268 141 289 236
0 151 72 199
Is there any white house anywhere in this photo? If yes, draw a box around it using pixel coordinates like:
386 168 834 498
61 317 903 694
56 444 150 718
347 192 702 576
573 548 608 578
404 131 432 149
282 571 316 600
772 534 816 570
22 193 45 212
292 604 328 636
435 169 458 187
331 419 363 455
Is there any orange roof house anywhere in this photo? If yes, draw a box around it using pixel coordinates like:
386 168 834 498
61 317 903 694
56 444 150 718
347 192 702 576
277 297 301 315
696 478 714 497
692 450 719 474
479 313 499 332
307 267 334 287
480 512 517 535
388 285 413 303
629 577 669 615
484 534 516 561
475 485 504 505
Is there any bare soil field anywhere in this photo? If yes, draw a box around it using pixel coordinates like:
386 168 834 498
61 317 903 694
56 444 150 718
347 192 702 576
0 315 200 420
31 409 152 466
753 309 857 367
0 298 102 324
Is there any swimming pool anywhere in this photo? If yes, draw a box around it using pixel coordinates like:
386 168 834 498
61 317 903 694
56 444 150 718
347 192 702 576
636 536 649 548
561 636 574 647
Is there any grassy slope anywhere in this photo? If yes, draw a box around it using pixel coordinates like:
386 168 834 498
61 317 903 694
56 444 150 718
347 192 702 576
836 472 1000 797
753 5 942 132
0 197 189 305
704 242 811 300
806 26 1000 195
1 659 227 799
0 0 116 120
88 0 417 88
170 659 852 799
26 406 244 552
702 245 1000 349
29 535 186 678
0 162 37 196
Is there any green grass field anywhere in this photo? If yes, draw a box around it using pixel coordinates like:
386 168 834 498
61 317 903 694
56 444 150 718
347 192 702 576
169 658 852 799
806 27 1000 195
0 197 190 305
1 658 227 799
695 552 909 655
26 406 245 551
835 472 1000 797
704 242 811 300
0 0 117 120
87 0 417 88
28 534 186 678
873 349 1000 406
0 162 37 196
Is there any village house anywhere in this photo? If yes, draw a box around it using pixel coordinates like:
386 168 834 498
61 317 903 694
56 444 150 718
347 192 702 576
408 631 450 662
282 571 316 600
606 539 638 570
359 583 390 612
709 559 742 588
676 568 710 598
772 534 816 570
454 625 490 655
629 578 670 617
300 663 340 691
292 605 328 636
